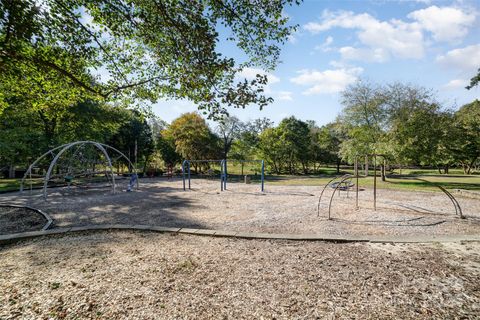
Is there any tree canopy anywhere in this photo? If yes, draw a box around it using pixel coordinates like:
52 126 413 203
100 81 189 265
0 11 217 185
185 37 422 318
1 0 298 118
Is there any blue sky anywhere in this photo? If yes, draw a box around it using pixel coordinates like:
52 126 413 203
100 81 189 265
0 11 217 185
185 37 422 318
152 0 480 126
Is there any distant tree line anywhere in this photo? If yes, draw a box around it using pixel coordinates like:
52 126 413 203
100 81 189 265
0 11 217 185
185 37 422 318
1 81 479 177
0 97 154 178
156 81 479 176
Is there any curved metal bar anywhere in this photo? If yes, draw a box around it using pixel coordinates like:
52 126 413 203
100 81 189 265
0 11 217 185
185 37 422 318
93 142 116 194
437 185 461 216
327 175 354 220
403 177 463 219
317 174 350 217
43 143 79 199
20 144 66 193
37 141 136 200
99 143 138 189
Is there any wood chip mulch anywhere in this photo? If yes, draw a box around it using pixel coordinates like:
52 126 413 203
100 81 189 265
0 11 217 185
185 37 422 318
1 230 479 319
0 206 47 235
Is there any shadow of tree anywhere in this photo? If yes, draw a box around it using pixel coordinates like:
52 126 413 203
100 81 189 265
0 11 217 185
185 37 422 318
0 180 209 230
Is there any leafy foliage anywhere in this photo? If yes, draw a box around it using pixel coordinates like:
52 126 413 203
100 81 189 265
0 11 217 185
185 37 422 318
467 68 480 90
1 0 298 118
166 112 221 160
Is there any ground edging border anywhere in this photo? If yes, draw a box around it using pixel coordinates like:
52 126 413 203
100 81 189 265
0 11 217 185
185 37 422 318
1 224 479 245
0 204 53 231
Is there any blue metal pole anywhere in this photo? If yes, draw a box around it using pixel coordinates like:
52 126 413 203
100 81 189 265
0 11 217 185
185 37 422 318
261 160 265 192
223 159 227 190
182 160 186 191
220 160 224 191
188 161 191 189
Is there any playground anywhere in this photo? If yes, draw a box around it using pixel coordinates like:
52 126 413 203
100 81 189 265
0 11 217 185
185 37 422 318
1 177 479 238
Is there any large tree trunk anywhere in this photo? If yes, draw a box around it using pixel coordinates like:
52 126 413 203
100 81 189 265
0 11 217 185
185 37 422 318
336 159 340 174
8 165 15 179
143 155 150 175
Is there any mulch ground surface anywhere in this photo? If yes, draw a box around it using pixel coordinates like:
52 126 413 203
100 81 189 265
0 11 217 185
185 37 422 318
0 206 46 235
1 230 479 319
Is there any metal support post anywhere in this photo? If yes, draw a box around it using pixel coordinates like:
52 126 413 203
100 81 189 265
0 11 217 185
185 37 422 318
182 160 186 191
261 160 265 192
355 156 359 210
187 161 191 190
373 155 377 211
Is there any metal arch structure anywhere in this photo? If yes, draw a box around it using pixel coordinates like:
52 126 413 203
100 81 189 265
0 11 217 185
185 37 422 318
327 174 354 220
20 141 138 200
353 154 463 218
318 154 464 220
317 174 351 217
409 177 463 219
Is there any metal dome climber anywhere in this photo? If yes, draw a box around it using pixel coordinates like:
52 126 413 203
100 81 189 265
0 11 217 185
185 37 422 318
20 141 138 200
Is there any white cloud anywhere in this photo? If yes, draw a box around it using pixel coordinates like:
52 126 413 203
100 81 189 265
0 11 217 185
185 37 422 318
290 67 363 95
436 44 480 71
288 33 298 44
276 91 293 101
304 10 425 60
304 6 476 63
237 67 280 84
408 6 476 43
443 79 468 90
339 46 389 63
314 36 334 52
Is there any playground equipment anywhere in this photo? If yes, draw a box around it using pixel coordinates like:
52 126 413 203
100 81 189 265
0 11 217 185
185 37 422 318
182 160 225 191
353 154 387 211
20 141 138 200
318 154 463 219
182 159 265 192
317 174 353 218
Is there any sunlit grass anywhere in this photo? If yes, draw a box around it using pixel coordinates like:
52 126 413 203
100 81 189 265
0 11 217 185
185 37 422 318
264 174 480 192
2 166 479 193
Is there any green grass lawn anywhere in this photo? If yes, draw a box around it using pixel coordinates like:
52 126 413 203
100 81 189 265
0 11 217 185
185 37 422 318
0 179 21 192
221 164 479 192
262 174 480 192
2 166 479 193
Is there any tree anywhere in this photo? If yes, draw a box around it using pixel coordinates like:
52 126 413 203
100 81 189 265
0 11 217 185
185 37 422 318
215 115 245 159
246 117 274 135
337 81 387 163
277 117 311 174
258 127 285 174
167 113 221 165
312 123 342 174
1 0 298 117
230 117 272 160
108 110 155 174
389 103 447 169
455 100 480 174
0 89 125 177
467 68 480 89
156 131 181 168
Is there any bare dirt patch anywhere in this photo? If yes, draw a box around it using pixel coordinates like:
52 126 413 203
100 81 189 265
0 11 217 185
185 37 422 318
0 230 479 319
0 206 47 235
1 178 479 237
